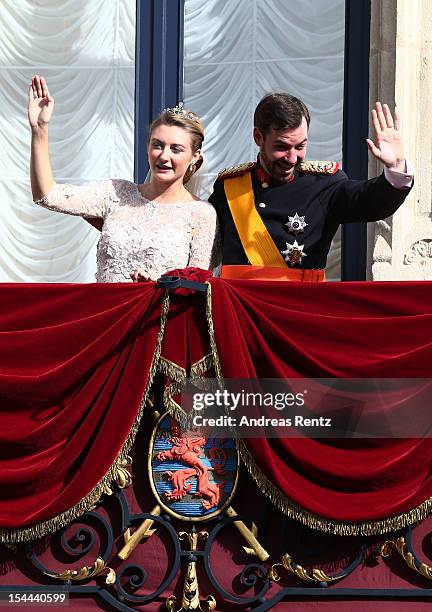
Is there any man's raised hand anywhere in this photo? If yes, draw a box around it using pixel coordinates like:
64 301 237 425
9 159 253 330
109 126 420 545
366 102 406 172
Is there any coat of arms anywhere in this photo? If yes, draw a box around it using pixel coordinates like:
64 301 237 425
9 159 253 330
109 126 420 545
149 414 238 520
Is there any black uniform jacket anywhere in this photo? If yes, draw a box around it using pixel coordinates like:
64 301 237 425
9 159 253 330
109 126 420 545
208 161 411 269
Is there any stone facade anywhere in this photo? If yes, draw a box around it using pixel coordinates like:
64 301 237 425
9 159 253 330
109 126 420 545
368 0 432 279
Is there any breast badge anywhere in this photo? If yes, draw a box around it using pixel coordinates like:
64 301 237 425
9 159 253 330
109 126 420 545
281 240 307 266
286 212 308 235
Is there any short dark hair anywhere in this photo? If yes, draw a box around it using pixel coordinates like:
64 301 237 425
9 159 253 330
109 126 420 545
254 93 310 136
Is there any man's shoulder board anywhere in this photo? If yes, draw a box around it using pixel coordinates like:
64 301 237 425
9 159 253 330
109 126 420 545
217 162 256 180
298 161 339 175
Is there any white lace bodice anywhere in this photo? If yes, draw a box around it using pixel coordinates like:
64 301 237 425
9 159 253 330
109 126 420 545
35 180 220 282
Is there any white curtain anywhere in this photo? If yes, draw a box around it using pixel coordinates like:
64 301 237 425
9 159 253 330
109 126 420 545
0 0 135 282
183 0 345 279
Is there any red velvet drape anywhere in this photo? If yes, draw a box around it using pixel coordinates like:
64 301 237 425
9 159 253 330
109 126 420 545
210 280 432 527
0 283 164 537
1 279 432 541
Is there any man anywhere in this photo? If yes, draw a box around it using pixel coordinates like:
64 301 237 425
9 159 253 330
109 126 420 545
209 93 413 281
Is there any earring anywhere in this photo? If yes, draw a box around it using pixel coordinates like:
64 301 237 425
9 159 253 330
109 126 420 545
189 163 195 171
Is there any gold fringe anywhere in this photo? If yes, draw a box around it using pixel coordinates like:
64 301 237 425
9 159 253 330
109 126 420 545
163 380 189 428
0 290 171 544
239 440 432 536
160 347 216 430
190 353 213 379
162 354 216 429
205 283 223 382
204 281 432 536
159 357 186 382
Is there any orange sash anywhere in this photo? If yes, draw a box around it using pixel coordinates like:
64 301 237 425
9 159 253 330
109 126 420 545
223 173 287 267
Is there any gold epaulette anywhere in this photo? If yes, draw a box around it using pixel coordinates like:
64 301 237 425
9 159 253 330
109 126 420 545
298 160 339 175
217 162 256 180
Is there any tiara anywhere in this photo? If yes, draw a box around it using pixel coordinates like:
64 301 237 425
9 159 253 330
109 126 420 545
163 101 198 121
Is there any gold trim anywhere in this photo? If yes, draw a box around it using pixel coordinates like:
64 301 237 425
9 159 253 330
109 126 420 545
217 162 255 181
163 380 190 428
190 354 213 379
159 356 187 382
161 350 220 427
298 160 339 175
144 282 241 523
0 290 171 543
205 283 223 382
239 440 432 536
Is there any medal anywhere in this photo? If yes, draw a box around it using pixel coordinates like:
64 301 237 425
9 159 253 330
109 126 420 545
286 212 308 235
281 240 307 266
257 168 270 189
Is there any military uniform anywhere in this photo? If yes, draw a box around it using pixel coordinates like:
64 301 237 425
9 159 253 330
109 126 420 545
209 159 411 270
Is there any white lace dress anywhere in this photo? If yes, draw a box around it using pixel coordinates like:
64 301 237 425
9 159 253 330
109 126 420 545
35 180 220 282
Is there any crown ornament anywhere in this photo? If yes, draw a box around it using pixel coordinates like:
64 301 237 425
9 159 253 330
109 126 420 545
163 101 198 121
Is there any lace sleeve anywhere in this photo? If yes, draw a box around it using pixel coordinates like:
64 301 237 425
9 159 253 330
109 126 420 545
189 202 221 271
34 180 122 219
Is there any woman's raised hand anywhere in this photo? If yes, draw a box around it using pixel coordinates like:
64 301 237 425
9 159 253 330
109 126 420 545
130 268 158 282
28 75 54 129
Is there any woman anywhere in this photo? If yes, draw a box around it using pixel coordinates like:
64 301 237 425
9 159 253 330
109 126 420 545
28 75 219 282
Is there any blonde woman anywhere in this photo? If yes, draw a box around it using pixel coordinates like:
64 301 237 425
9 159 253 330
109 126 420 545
29 75 219 282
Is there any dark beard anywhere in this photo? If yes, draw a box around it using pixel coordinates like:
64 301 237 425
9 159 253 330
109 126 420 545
258 150 274 175
259 151 296 183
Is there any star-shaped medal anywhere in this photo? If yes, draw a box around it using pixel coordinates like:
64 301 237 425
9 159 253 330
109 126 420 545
281 240 307 266
286 212 308 235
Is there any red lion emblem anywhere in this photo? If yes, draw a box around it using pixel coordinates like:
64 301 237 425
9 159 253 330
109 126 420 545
156 426 225 510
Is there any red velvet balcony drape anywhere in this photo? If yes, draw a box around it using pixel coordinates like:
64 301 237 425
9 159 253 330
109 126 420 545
210 280 432 534
0 283 166 541
0 278 432 541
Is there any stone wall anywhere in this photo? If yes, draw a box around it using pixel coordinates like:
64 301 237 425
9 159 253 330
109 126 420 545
368 0 432 279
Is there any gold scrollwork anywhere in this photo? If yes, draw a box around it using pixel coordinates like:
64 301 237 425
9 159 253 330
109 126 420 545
380 536 432 580
45 556 107 581
104 567 116 584
166 591 216 612
166 531 216 612
270 553 347 584
101 457 132 496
